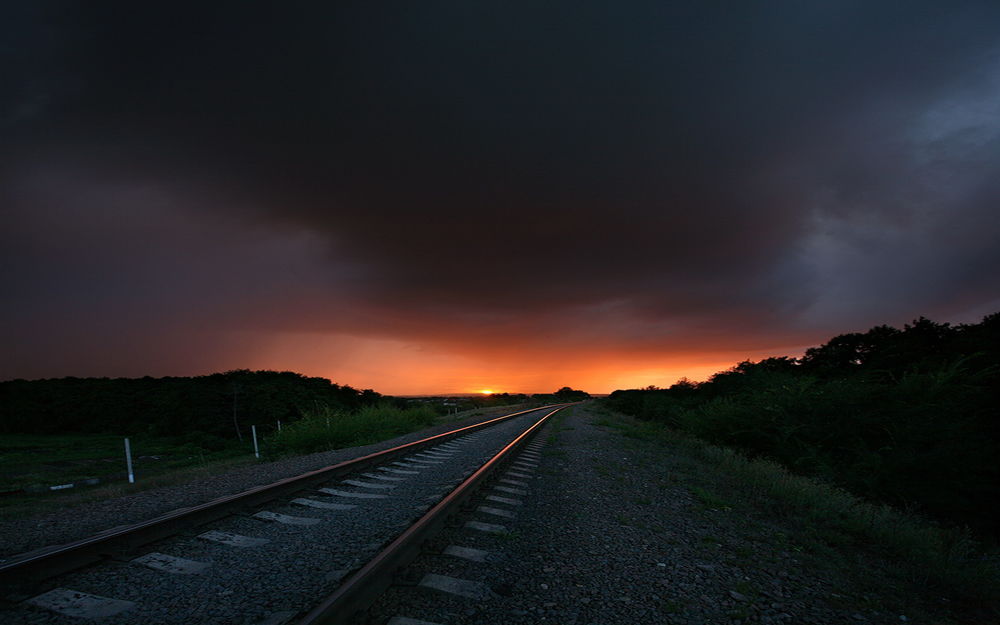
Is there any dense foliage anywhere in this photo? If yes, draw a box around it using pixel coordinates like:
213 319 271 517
605 314 1000 538
268 403 439 455
0 370 381 440
533 387 591 402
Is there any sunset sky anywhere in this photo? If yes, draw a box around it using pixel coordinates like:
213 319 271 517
3 2 1000 394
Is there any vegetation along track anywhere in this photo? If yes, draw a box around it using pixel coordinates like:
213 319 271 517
0 405 569 624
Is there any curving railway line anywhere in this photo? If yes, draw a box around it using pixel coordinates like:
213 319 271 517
0 405 568 624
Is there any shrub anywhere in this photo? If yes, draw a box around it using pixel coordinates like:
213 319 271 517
602 313 1000 539
267 403 438 455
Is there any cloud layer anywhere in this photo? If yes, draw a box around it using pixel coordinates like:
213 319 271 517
3 2 999 392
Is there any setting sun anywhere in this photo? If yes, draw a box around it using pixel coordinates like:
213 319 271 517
479 389 494 395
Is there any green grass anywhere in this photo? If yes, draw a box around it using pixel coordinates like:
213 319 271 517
688 485 732 511
591 415 621 429
0 433 253 520
1 402 444 517
543 406 571 446
2 401 493 488
268 403 438 455
593 410 1000 605
0 432 245 492
0 403 537 523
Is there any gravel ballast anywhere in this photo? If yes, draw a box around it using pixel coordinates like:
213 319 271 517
369 404 979 625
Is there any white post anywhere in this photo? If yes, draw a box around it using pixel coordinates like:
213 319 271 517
277 420 282 433
124 438 135 484
252 425 260 459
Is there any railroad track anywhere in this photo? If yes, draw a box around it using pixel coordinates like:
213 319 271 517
0 405 567 624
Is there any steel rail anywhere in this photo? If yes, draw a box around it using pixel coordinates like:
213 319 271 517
0 404 564 590
296 405 568 625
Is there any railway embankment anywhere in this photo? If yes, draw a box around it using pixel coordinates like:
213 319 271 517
368 403 996 625
2 402 995 624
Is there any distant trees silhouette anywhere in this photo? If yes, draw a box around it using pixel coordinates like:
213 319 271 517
0 370 382 441
0 373 597 442
555 386 590 401
606 313 1000 538
531 387 591 403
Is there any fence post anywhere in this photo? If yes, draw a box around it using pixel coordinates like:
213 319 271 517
252 425 260 459
277 420 282 433
124 438 135 484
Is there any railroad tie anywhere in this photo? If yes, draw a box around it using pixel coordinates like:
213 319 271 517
442 545 492 563
465 520 507 534
477 505 516 519
292 498 356 510
253 511 322 525
418 573 496 600
499 478 529 487
485 494 523 506
405 457 442 465
319 487 388 499
394 461 433 468
506 471 534 480
131 552 211 574
26 588 135 619
361 472 406 482
198 530 270 547
379 466 419 475
342 479 396 490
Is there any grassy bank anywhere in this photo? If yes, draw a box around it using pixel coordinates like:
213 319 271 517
266 403 439 455
0 402 539 522
0 432 246 493
590 405 1000 609
0 434 256 521
606 315 1000 539
265 401 543 456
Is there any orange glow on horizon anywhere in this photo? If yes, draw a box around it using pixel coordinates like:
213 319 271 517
230 330 811 396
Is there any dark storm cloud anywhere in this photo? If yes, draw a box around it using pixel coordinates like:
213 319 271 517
3 1 1000 379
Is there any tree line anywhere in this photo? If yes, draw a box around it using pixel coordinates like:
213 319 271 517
0 369 592 444
0 370 381 442
605 313 1000 539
